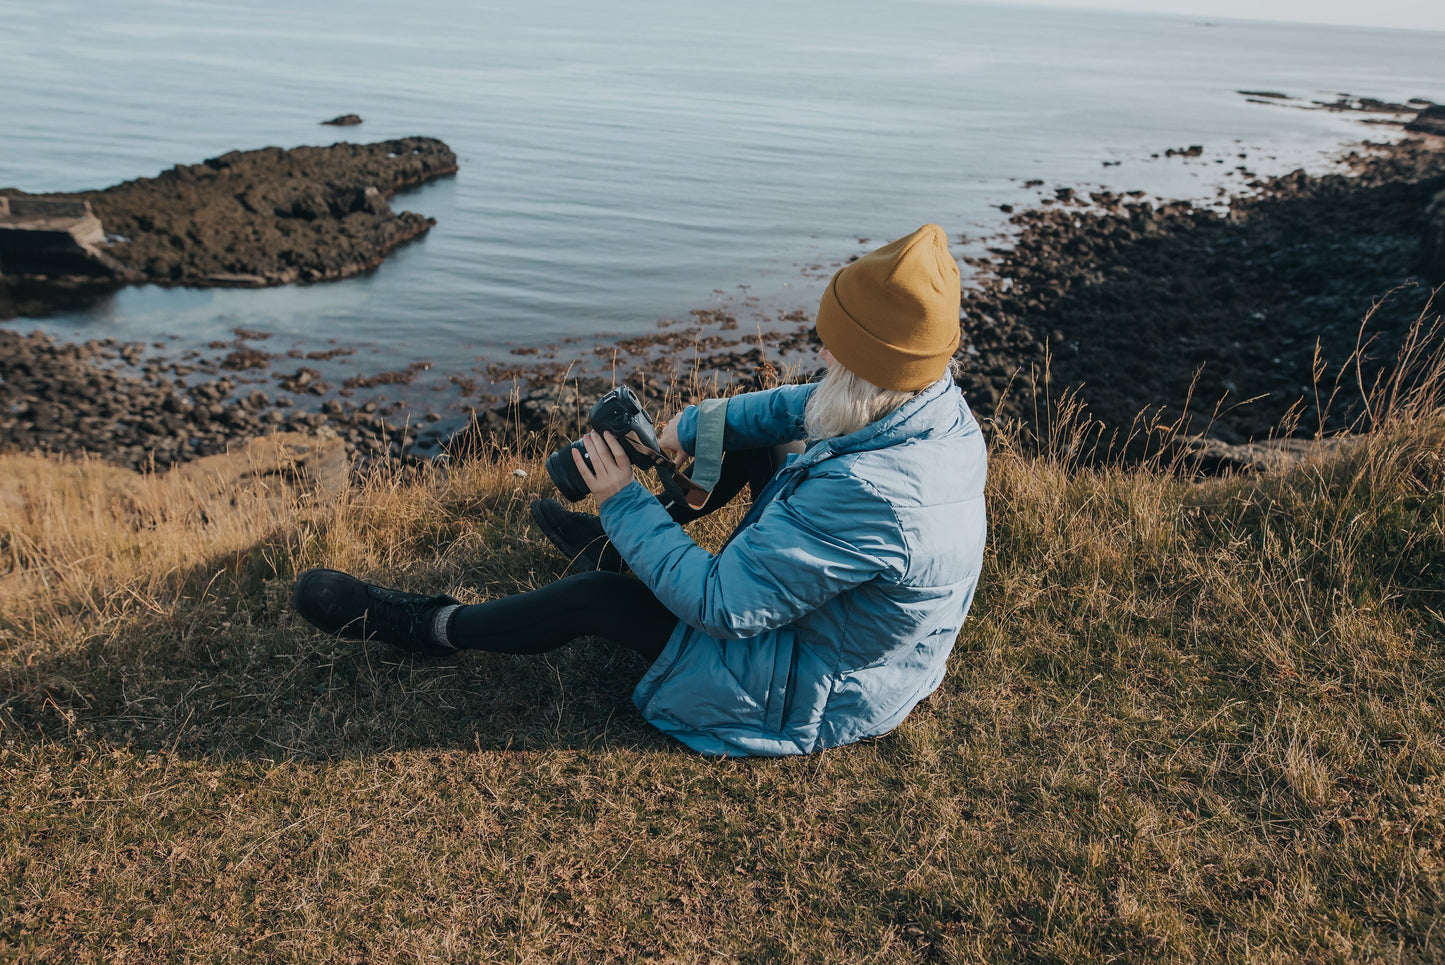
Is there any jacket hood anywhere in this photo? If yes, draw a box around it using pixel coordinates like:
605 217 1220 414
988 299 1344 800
794 375 967 470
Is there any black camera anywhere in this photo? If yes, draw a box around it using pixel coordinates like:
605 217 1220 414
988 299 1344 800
546 386 669 502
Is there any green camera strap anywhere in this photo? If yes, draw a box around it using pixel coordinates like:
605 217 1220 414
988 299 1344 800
690 397 728 493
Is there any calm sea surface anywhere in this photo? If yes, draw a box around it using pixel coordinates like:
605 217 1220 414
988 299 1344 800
3 0 1444 379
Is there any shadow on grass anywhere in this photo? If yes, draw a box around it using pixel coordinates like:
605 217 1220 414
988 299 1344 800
1 523 686 764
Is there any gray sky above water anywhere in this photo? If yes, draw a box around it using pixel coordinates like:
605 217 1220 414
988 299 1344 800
988 0 1444 33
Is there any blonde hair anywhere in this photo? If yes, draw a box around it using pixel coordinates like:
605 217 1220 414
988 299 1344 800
803 363 919 442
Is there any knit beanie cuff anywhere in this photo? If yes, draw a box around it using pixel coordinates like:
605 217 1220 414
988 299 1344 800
816 275 960 392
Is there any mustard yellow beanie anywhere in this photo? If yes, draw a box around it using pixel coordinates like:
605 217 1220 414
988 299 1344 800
814 224 961 391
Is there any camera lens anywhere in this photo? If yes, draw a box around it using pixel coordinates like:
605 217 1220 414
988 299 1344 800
545 440 593 502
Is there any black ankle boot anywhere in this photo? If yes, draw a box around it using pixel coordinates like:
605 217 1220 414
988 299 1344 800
529 498 624 573
291 568 461 656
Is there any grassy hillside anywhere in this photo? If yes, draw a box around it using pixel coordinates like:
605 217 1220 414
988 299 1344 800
2 352 1443 962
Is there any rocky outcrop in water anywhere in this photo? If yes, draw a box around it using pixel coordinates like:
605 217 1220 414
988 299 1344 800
0 137 456 296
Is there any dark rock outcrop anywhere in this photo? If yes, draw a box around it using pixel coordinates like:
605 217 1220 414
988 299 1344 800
1426 188 1445 285
0 137 457 296
322 114 363 126
1406 105 1445 137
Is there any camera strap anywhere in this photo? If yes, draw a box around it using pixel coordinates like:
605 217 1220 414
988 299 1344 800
623 435 710 509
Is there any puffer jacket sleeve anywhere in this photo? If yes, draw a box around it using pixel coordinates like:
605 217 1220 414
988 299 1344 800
673 383 815 455
599 470 907 639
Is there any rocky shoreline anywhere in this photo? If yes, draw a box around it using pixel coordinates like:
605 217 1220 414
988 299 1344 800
0 322 798 473
1 126 1442 476
957 134 1445 455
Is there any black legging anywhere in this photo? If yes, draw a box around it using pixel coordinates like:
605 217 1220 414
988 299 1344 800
444 443 800 662
449 571 678 661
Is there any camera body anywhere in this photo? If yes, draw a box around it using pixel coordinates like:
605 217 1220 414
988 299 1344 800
545 386 664 501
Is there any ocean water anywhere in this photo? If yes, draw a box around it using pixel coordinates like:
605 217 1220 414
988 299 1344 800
2 0 1443 382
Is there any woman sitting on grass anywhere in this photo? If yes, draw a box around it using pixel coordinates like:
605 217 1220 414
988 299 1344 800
292 224 989 756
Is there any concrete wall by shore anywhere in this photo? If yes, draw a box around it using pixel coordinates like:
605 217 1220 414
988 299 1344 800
0 197 118 278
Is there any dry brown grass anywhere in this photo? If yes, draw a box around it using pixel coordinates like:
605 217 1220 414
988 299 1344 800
2 321 1443 962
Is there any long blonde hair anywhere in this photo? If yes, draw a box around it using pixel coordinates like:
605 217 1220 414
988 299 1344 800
803 363 919 442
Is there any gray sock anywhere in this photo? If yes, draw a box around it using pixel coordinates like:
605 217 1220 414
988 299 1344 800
431 604 461 649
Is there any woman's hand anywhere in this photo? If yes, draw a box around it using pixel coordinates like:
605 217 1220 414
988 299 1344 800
572 431 635 504
659 416 687 468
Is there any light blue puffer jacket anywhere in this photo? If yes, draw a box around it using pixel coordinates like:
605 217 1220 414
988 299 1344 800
598 375 988 756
